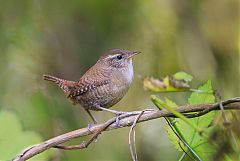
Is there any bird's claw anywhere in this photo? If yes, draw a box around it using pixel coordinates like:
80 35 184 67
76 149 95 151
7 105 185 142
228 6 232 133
115 115 122 127
87 123 95 134
114 111 130 127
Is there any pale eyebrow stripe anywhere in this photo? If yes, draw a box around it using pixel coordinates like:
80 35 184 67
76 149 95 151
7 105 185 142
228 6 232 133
104 54 121 59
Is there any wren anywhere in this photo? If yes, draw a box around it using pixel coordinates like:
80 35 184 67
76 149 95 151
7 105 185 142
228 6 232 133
43 49 140 124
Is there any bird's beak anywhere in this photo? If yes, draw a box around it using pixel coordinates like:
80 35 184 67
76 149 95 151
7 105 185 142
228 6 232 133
128 51 141 58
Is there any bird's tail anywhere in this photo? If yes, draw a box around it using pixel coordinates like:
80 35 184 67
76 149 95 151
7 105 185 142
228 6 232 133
43 74 76 96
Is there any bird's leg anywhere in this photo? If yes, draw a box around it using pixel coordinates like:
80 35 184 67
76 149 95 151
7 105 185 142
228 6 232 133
96 106 130 115
85 109 98 133
85 109 98 124
96 106 130 126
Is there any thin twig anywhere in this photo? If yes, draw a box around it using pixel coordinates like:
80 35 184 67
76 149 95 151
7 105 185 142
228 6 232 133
129 110 145 161
215 92 238 150
214 90 229 124
53 117 117 150
183 109 210 118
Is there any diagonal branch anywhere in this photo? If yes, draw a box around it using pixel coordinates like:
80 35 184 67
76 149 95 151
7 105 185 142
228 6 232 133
12 97 240 161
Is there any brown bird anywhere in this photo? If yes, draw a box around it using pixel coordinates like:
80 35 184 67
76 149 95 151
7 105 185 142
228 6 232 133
43 49 140 124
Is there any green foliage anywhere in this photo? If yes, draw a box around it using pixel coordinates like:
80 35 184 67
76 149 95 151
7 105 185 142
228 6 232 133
0 111 53 161
171 81 215 161
151 96 203 133
188 80 215 104
164 97 178 109
152 80 216 161
173 71 193 82
143 72 192 93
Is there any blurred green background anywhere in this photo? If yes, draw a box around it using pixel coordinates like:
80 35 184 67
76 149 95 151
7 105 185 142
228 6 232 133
0 0 239 161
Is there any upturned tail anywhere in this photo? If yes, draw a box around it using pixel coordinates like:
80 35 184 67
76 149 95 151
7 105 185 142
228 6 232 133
43 74 76 96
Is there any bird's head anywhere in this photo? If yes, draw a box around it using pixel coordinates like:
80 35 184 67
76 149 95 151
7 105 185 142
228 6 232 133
98 49 141 69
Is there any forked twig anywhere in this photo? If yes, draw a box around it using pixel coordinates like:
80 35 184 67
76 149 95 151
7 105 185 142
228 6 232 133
53 117 116 150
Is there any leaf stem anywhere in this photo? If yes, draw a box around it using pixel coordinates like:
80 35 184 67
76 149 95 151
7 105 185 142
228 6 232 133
151 95 204 134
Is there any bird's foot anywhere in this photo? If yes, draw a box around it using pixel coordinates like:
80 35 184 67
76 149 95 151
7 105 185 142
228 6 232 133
114 111 132 127
87 122 97 134
115 114 122 127
96 106 131 115
87 124 94 134
96 106 133 126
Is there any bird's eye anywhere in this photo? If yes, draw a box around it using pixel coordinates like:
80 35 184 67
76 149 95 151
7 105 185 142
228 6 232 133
116 55 123 60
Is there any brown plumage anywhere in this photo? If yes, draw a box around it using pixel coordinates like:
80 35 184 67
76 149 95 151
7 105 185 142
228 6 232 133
43 49 140 123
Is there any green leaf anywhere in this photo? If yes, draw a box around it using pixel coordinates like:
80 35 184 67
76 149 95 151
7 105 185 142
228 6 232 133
164 97 177 109
173 71 193 82
164 98 183 151
188 80 215 104
151 95 203 133
164 80 216 161
0 111 53 161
